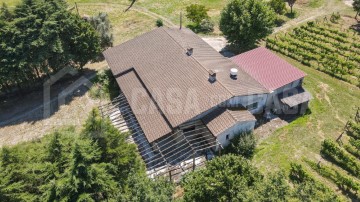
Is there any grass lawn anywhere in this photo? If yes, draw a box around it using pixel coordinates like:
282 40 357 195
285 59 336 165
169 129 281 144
3 0 347 40
253 53 360 174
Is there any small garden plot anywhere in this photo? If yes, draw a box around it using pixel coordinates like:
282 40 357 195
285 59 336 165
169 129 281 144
266 21 360 87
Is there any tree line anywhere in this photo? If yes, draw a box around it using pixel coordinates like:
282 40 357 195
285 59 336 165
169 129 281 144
0 108 174 201
0 0 112 96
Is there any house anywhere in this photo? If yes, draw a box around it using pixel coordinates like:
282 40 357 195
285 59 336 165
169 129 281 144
102 27 311 173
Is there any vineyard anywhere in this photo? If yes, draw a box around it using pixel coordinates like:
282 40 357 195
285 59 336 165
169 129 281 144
305 109 360 200
266 20 360 87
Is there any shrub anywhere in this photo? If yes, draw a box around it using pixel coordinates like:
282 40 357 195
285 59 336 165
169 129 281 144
224 132 256 158
185 4 209 25
198 18 214 33
269 0 286 15
156 19 163 27
330 12 341 23
89 69 119 99
89 12 113 50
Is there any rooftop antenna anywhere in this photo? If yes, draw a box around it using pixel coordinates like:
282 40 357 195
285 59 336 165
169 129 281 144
180 12 182 30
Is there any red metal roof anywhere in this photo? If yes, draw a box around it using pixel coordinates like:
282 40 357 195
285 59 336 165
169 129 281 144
231 47 306 91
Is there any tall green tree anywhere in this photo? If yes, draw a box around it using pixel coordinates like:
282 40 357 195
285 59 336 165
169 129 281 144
62 140 118 201
82 108 143 182
0 0 100 94
219 0 276 51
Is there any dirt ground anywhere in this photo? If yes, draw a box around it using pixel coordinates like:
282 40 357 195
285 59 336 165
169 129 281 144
254 118 289 143
0 62 108 147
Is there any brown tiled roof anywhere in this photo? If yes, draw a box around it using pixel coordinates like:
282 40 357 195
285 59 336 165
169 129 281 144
116 70 172 142
164 28 269 96
103 28 270 142
104 27 237 142
202 107 256 137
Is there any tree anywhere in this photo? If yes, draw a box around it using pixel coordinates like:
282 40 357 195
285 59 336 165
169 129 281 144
60 140 118 201
354 0 360 19
224 132 256 159
269 0 286 15
181 154 264 201
89 12 113 50
186 4 209 26
287 0 296 14
219 0 276 51
0 3 12 21
82 108 143 182
0 0 100 95
119 173 175 201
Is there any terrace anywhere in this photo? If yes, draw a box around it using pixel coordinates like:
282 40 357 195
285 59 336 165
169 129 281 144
99 92 221 181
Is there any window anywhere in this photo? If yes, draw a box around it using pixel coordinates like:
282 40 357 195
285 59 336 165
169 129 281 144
226 134 229 140
246 102 258 110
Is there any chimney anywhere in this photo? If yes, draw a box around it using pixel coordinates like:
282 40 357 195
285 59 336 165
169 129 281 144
230 68 238 79
186 48 193 56
208 70 216 83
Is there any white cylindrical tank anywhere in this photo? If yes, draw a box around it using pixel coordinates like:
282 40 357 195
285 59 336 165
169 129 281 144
230 68 238 77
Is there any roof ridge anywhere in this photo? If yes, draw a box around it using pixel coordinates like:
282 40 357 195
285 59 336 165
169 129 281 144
162 28 235 97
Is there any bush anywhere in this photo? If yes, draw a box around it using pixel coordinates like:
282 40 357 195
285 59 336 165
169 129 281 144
275 15 287 26
198 18 214 33
89 12 113 50
188 18 214 33
89 69 119 99
269 0 286 15
330 12 341 23
156 19 163 27
185 4 209 25
224 132 256 159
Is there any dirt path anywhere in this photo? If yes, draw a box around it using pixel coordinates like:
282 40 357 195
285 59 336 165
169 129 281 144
77 2 176 27
274 0 349 33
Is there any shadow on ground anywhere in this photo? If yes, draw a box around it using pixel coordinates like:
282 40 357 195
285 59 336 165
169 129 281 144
0 68 97 127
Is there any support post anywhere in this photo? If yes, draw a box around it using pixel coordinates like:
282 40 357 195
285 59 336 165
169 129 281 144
169 166 172 181
180 12 182 30
192 151 195 171
75 2 80 16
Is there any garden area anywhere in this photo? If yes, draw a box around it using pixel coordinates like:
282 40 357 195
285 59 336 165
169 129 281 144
266 18 360 87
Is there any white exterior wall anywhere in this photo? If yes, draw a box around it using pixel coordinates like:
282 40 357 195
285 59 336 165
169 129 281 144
265 78 304 111
226 94 268 115
216 120 256 148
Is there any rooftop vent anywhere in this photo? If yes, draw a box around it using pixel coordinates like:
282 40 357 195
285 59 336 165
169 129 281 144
230 68 238 80
186 48 193 56
208 70 216 83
